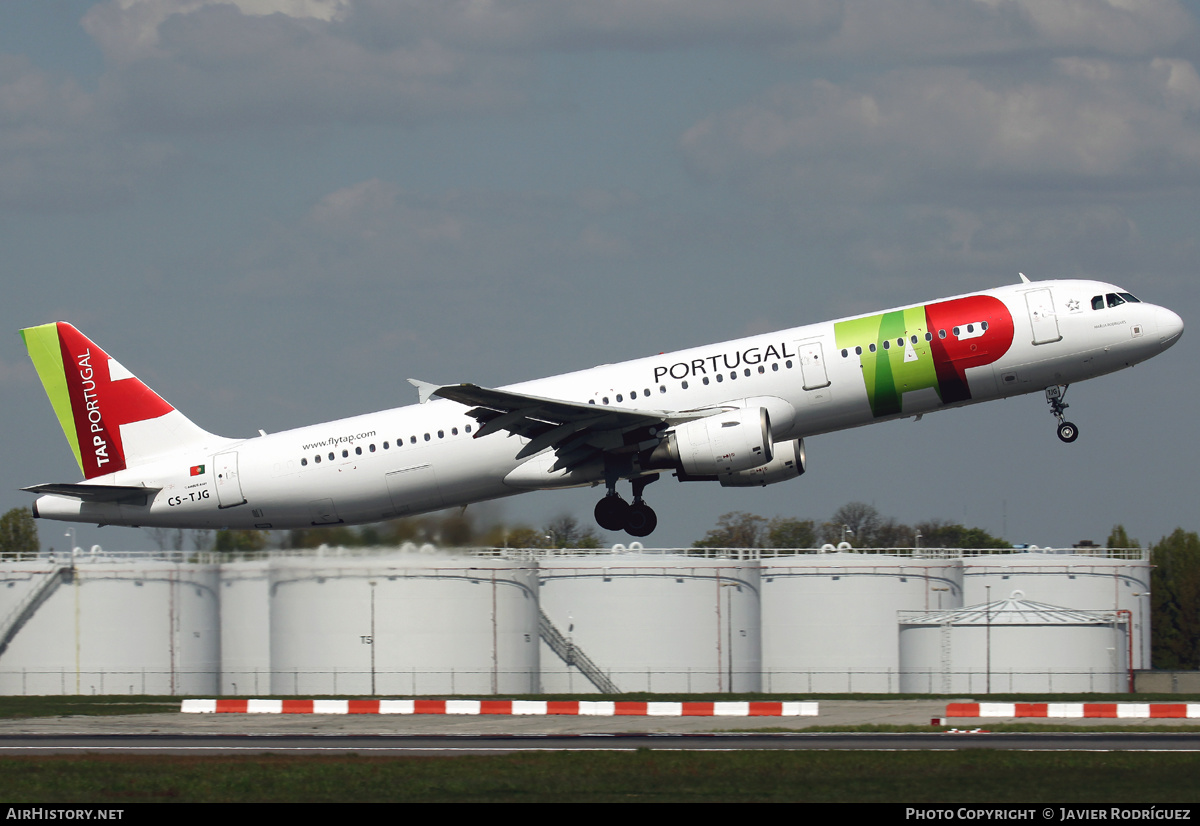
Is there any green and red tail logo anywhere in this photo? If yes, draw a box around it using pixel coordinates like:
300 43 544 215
20 322 174 479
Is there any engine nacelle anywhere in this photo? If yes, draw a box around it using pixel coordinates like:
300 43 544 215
718 438 806 487
662 407 772 476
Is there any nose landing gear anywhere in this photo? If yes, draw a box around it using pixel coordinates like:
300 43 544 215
1046 385 1079 443
593 473 660 537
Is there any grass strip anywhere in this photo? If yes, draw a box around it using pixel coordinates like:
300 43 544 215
1 751 1199 803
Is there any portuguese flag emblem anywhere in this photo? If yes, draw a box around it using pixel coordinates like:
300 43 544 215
190 465 205 476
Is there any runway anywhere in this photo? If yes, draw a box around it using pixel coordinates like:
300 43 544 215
2 732 1200 755
0 700 1197 755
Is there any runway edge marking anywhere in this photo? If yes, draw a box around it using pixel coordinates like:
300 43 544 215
947 702 1200 719
180 699 820 717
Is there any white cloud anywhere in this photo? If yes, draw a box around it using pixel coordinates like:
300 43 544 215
680 59 1200 202
74 0 1193 137
820 0 1194 61
83 0 528 132
84 0 349 61
234 179 645 294
0 55 174 211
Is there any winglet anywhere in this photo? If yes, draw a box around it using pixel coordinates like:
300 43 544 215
1019 272 1031 283
406 378 443 405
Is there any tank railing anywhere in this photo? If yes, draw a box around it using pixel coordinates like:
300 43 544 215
0 565 72 660
2 546 1149 563
537 610 620 695
0 667 1135 696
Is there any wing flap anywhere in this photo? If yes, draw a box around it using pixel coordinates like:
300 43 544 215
422 382 730 470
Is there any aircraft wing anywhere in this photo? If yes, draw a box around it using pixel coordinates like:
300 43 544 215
411 381 720 471
22 483 160 505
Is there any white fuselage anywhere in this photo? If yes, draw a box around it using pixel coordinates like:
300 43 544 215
33 280 1183 530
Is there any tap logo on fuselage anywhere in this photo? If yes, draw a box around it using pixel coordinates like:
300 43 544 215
835 295 1015 418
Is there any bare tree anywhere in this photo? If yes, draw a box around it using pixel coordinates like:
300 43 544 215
766 517 816 549
823 502 881 547
694 512 768 548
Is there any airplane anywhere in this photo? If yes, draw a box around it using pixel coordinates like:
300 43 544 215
19 275 1184 538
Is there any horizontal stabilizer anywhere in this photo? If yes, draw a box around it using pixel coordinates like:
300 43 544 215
22 483 160 505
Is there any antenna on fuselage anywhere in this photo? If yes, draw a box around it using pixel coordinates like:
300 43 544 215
1018 272 1031 283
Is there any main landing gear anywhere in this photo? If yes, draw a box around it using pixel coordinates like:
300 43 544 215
1046 385 1079 443
594 474 660 537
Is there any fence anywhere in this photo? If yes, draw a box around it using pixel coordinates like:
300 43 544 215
0 666 1134 696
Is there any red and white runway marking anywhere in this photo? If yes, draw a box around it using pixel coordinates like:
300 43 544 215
181 699 819 717
947 702 1200 719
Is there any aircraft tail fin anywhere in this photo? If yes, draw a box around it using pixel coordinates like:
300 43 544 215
20 322 223 479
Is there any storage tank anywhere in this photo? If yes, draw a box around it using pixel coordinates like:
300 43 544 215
760 552 962 692
0 552 220 695
218 558 271 695
962 551 1151 669
269 550 539 696
537 551 761 694
899 593 1129 694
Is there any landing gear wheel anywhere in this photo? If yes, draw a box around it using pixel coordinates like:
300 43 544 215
1045 385 1080 444
1057 421 1079 443
594 495 630 531
624 502 658 537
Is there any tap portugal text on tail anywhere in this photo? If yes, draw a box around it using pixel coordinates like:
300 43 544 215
20 276 1184 537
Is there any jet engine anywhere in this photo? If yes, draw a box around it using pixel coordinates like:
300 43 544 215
650 407 773 477
718 438 806 487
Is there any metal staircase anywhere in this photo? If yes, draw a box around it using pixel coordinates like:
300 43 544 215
538 609 619 694
0 566 72 659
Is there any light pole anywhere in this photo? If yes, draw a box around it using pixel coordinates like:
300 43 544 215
985 584 992 695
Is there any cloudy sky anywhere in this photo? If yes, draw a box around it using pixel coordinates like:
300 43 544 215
2 0 1197 552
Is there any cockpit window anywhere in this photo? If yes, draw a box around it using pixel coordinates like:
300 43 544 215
1119 292 1141 303
1091 296 1104 310
1107 293 1125 308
